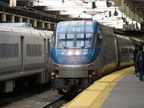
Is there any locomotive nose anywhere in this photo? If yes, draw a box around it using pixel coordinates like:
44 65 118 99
51 48 99 65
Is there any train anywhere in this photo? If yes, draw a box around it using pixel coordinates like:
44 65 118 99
0 23 52 93
50 20 144 95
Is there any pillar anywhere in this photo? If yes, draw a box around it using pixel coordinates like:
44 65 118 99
26 18 30 24
40 22 44 29
18 17 23 23
48 23 51 30
10 0 16 7
10 15 15 23
33 20 37 28
1 13 6 22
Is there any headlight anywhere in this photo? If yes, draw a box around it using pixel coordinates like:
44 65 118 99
75 50 80 55
88 64 94 69
83 51 88 55
67 50 86 56
61 51 65 55
54 64 59 70
67 50 73 56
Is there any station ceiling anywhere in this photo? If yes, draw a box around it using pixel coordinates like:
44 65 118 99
1 0 144 28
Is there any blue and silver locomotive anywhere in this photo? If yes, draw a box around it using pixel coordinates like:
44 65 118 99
50 20 143 94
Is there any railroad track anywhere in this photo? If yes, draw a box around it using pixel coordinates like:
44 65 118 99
1 83 75 108
0 83 51 107
45 96 75 108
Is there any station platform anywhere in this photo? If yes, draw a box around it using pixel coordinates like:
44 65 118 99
62 66 144 108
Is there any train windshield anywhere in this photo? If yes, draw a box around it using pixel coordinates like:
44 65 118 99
55 33 94 48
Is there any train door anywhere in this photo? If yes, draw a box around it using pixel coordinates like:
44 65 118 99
43 38 51 83
44 38 50 69
47 39 50 68
44 38 47 69
21 36 24 72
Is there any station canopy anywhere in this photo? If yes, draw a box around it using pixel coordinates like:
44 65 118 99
6 0 144 29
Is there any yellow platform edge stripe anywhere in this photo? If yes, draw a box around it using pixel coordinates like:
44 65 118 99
61 66 134 108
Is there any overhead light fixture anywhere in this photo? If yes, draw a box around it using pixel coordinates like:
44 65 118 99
113 9 118 16
113 2 118 16
83 10 86 13
62 0 65 4
106 0 112 7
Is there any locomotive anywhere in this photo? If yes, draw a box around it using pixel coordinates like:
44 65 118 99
0 23 52 93
50 20 144 95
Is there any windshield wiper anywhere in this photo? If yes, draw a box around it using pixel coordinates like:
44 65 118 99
63 46 67 49
81 45 85 48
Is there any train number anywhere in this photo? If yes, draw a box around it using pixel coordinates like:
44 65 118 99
72 27 80 31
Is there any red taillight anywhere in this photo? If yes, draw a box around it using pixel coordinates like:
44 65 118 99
92 71 97 75
91 70 97 79
51 71 55 79
51 72 55 76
